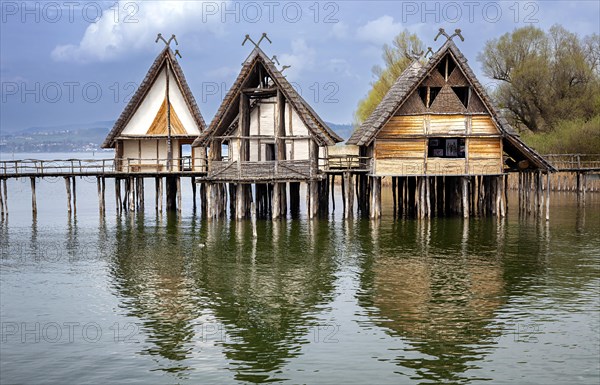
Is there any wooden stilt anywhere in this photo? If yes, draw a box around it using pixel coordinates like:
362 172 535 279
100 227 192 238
546 172 551 221
500 175 506 217
392 177 397 218
155 177 160 212
176 177 181 213
0 179 6 217
330 175 335 212
97 177 102 215
370 177 381 219
425 177 431 218
65 177 72 216
347 173 354 218
115 178 121 214
158 177 163 214
101 177 106 216
30 177 37 216
72 177 77 216
191 177 197 212
236 183 244 219
273 182 281 219
128 177 135 212
206 183 213 219
0 179 4 218
200 182 207 217
251 201 257 238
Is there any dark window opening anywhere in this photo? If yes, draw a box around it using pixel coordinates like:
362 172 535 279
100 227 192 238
428 137 466 158
436 54 457 80
452 87 470 108
265 143 276 161
418 86 442 108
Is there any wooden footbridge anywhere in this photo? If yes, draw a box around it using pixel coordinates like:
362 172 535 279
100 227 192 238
0 153 596 220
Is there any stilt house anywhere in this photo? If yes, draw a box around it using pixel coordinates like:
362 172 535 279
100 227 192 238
347 40 555 218
192 46 343 219
102 47 207 172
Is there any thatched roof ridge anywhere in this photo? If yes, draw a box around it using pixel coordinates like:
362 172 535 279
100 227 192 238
192 46 342 147
347 40 554 171
102 47 206 148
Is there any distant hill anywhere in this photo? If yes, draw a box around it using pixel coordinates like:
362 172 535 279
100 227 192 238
0 120 355 153
0 121 113 153
327 122 355 141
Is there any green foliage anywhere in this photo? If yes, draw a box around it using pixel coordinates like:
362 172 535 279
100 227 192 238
355 31 424 125
520 115 600 154
478 25 600 133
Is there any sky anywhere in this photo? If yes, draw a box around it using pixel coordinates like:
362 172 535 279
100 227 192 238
1 0 599 132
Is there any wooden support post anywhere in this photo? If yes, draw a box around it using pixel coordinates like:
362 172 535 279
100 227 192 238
158 177 163 213
0 179 4 218
312 181 319 218
165 176 177 212
236 183 244 219
140 177 146 212
495 176 502 217
425 177 431 218
176 177 182 213
155 177 160 212
228 183 236 218
500 175 506 217
191 177 197 212
200 182 207 217
546 172 551 221
72 177 77 216
1 179 6 217
370 177 381 219
251 201 257 238
273 183 281 219
101 178 106 216
128 177 134 212
206 183 213 219
97 177 102 215
115 178 121 214
392 177 397 218
65 177 72 216
347 173 354 218
30 177 37 216
329 175 336 212
341 174 346 216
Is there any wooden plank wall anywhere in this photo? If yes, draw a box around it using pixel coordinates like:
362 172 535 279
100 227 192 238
373 115 503 176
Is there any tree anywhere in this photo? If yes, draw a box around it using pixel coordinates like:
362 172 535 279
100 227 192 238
478 25 600 132
355 31 424 124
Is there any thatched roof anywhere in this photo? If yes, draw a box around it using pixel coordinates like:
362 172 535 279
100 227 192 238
102 47 206 148
192 46 343 147
348 40 555 171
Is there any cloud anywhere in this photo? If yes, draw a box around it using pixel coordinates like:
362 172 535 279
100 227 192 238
330 22 349 40
51 1 225 63
356 15 403 46
278 39 316 80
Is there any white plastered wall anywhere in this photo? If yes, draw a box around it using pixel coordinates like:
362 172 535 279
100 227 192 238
120 67 200 136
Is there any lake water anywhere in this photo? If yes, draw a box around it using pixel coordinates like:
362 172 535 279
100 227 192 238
1 153 599 384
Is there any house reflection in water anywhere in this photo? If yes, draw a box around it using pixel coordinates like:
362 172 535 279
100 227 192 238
357 219 508 384
108 217 339 382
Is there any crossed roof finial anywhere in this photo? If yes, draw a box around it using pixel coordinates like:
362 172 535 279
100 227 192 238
156 33 178 47
434 28 465 42
242 32 272 49
156 33 182 58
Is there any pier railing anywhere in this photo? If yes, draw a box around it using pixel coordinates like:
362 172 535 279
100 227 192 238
321 155 371 172
0 157 207 177
543 154 600 171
